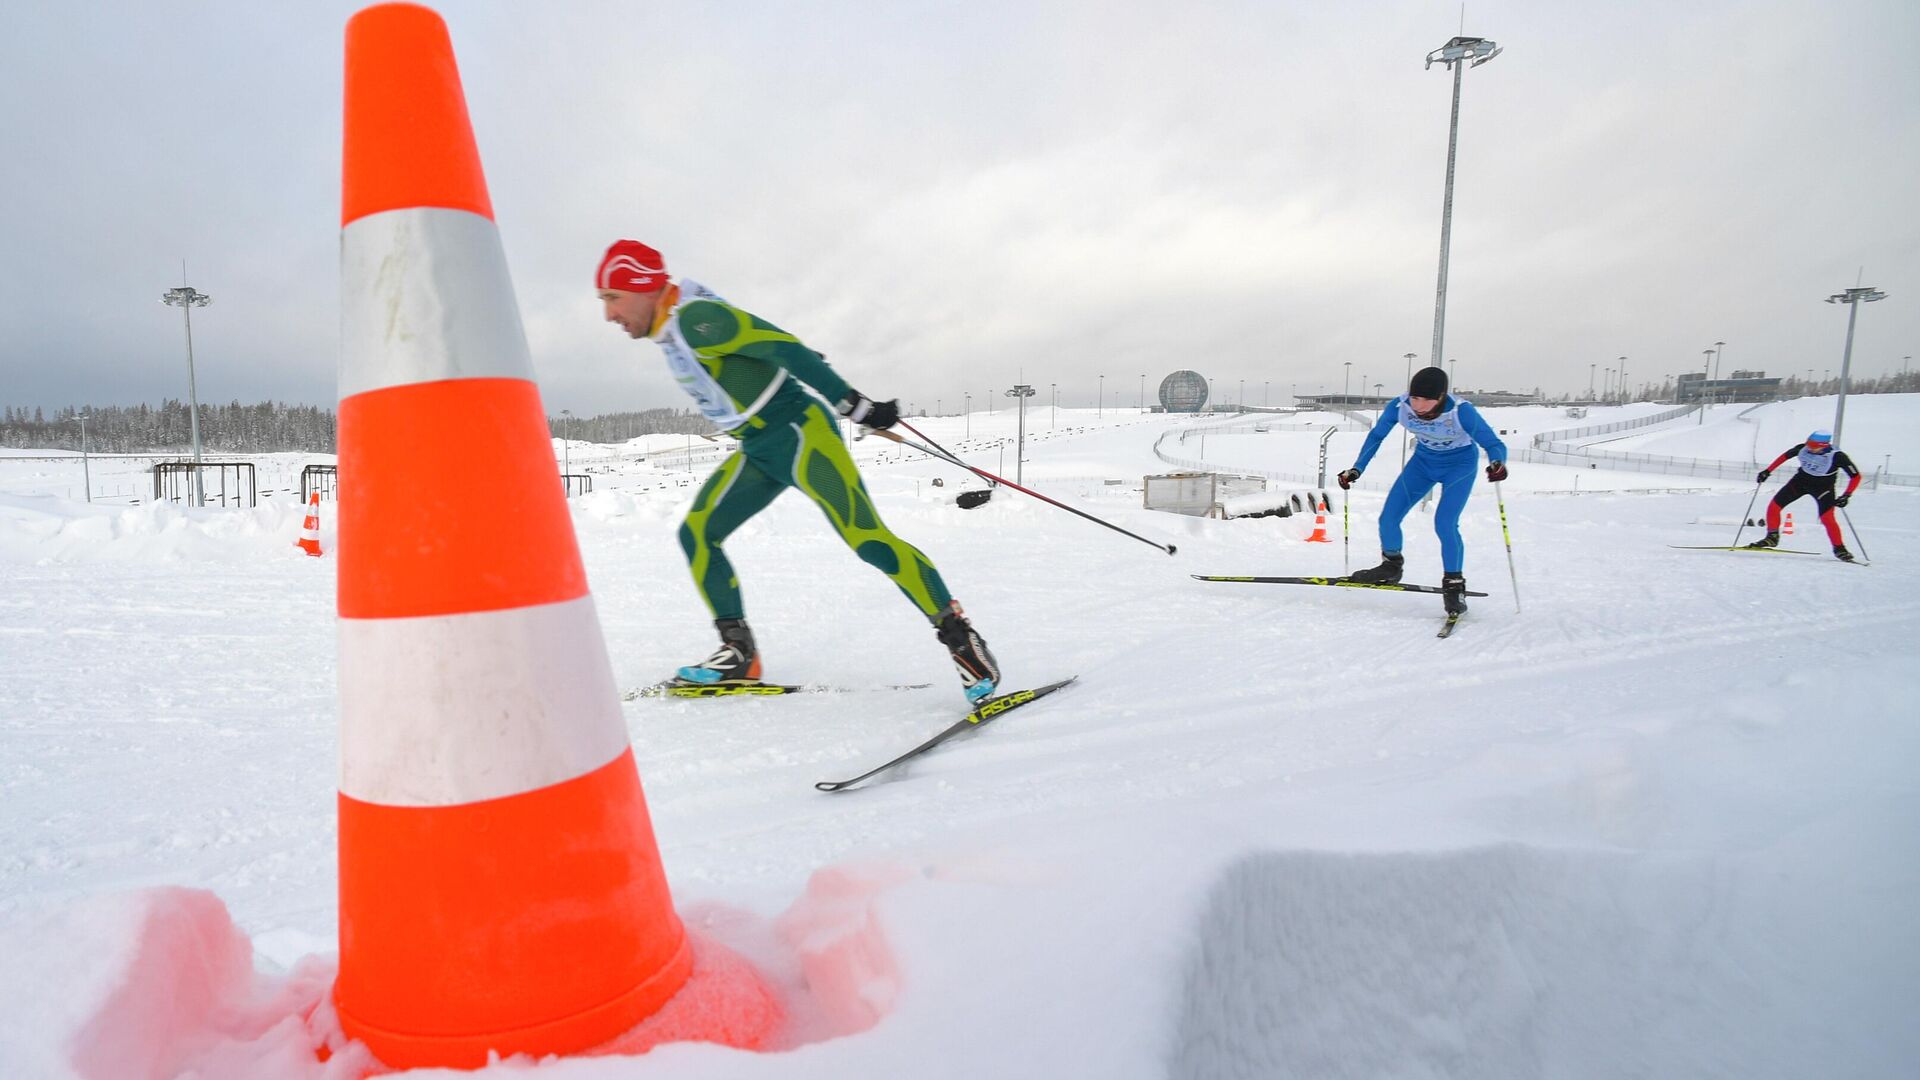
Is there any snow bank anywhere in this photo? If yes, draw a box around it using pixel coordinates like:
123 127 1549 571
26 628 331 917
0 493 317 564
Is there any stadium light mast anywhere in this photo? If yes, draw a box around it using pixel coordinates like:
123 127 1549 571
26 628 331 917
1699 348 1715 422
76 411 92 503
1402 351 1418 465
1826 285 1887 445
1425 34 1502 370
1007 384 1036 484
161 281 213 506
1618 356 1628 403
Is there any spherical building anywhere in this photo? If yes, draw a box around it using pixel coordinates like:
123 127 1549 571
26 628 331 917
1158 370 1209 413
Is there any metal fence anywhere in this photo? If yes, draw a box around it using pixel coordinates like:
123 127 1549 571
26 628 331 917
1152 427 1387 491
1529 402 1699 447
153 461 258 507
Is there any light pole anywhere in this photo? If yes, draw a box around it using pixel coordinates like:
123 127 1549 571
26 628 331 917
1424 34 1502 369
1263 380 1270 408
1402 351 1418 465
1050 382 1057 429
1589 362 1596 400
76 411 92 503
964 393 971 439
1098 374 1105 418
1826 285 1887 445
1698 349 1715 421
560 409 572 478
1139 374 1146 411
1343 361 1352 404
161 282 213 506
1007 384 1036 484
1617 356 1628 403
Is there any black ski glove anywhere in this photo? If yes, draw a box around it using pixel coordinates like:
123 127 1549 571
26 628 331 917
1485 461 1508 482
838 392 900 431
1336 468 1361 490
1834 494 1851 508
1756 468 1771 483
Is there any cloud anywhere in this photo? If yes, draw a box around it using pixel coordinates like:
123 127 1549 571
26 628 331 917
2 0 1916 416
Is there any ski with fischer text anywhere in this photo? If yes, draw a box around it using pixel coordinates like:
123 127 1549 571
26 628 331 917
815 677 1078 792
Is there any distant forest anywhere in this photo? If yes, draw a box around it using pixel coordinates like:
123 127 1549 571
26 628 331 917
0 402 713 453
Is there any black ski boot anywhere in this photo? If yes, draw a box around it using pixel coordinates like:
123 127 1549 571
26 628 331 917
1833 544 1855 562
935 601 1001 704
1442 573 1469 616
675 617 761 685
1744 532 1780 550
1347 552 1405 584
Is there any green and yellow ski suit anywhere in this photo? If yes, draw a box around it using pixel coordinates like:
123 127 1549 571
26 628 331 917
652 280 952 622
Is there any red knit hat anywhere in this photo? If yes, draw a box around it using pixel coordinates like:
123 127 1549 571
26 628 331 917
596 240 668 293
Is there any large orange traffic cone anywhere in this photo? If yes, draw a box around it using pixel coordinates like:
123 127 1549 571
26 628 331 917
297 492 323 556
333 5 775 1069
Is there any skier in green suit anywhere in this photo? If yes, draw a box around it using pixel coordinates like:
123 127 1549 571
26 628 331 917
595 239 1001 702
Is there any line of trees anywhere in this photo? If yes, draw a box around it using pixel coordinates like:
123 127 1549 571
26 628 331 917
0 401 337 453
546 409 714 443
0 401 714 453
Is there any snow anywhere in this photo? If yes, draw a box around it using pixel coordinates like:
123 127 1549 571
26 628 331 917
2 405 1916 1078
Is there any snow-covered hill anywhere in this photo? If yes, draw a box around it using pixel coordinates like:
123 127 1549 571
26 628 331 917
2 405 1914 1078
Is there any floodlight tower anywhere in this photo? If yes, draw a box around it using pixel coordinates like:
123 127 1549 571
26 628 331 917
1826 285 1887 445
1424 34 1502 369
1007 384 1037 484
162 283 213 506
1699 348 1715 422
1402 351 1418 465
76 411 92 503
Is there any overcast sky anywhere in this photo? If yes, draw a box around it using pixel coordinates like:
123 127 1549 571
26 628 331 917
3 0 1915 416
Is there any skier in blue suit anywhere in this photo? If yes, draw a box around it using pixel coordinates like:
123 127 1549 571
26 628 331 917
1336 366 1508 615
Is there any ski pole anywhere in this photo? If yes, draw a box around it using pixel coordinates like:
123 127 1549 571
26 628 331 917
1342 489 1350 573
875 420 999 507
876 423 1178 556
1494 480 1520 613
1730 477 1764 549
1841 506 1870 563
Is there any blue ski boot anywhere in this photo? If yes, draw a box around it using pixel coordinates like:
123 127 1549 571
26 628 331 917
675 618 761 685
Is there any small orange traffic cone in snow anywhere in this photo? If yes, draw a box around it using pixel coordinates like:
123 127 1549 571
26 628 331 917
1304 497 1332 543
1783 511 1794 536
297 492 323 556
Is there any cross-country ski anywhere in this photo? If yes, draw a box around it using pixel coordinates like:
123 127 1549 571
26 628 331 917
625 681 934 701
814 677 1079 792
1191 574 1490 596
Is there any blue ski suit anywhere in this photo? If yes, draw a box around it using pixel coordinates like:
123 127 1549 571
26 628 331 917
1350 395 1508 574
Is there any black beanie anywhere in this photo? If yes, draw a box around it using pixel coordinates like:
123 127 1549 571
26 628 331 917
1409 366 1448 399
